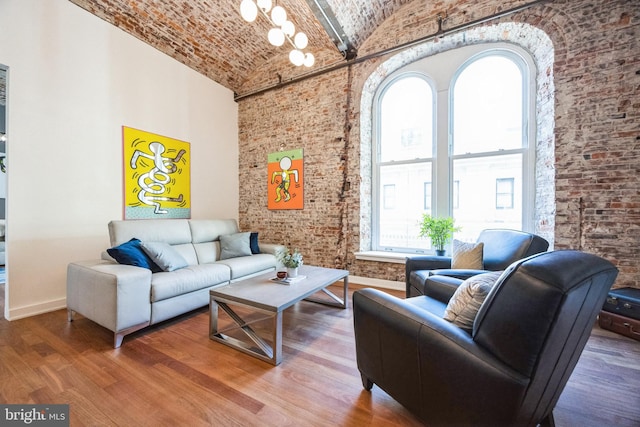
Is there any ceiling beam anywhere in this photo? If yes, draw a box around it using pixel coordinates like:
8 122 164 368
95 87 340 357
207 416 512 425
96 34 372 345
304 0 357 60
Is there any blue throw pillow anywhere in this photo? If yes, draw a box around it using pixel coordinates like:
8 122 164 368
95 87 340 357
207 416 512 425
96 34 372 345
250 232 260 254
107 238 161 272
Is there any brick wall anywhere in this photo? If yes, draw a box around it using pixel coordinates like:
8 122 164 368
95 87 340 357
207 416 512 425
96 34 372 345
239 0 639 288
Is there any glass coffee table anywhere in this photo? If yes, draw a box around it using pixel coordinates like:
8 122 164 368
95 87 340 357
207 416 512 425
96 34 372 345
209 265 349 365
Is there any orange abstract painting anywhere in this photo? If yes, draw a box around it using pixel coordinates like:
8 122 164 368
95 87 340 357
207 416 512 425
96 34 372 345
268 149 303 210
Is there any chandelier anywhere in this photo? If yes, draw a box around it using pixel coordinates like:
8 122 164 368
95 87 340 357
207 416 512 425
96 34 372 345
240 0 315 67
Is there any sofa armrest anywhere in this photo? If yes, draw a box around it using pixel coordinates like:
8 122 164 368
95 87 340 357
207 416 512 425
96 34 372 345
67 260 152 337
353 288 527 425
258 243 286 256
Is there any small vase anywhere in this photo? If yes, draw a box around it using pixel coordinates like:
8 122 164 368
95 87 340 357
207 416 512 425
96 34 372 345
435 249 446 257
287 267 299 278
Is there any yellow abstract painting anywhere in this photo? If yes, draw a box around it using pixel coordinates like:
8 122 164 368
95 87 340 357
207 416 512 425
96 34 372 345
122 126 190 219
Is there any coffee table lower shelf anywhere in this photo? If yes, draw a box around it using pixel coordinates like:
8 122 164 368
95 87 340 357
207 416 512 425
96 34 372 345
209 265 348 366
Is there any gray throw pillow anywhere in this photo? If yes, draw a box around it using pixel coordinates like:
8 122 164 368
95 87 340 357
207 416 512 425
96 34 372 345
140 241 188 272
219 232 252 260
443 271 503 332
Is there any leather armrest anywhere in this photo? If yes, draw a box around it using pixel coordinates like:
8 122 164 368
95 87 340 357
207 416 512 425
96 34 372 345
405 256 452 290
353 288 527 425
430 269 491 281
406 255 452 272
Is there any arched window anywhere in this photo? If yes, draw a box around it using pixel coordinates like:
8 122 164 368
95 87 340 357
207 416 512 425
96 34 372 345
372 45 535 253
451 52 532 241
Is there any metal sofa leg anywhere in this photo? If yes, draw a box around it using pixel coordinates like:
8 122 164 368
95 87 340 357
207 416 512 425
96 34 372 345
113 321 151 348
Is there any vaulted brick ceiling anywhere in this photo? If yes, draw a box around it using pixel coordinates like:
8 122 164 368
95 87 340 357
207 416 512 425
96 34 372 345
69 0 412 95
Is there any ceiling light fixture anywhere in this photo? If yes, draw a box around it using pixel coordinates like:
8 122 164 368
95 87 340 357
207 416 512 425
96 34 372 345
240 0 315 67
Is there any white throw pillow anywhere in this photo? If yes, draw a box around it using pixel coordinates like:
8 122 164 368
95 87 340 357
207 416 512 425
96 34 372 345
451 240 484 269
443 271 503 332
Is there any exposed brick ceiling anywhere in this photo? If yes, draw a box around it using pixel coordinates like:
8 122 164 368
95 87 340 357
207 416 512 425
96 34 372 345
68 0 412 96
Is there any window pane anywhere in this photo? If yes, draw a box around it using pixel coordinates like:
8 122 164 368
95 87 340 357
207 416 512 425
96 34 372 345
380 76 433 162
423 182 431 210
453 55 523 155
496 178 514 209
383 184 395 209
453 154 522 241
379 162 432 249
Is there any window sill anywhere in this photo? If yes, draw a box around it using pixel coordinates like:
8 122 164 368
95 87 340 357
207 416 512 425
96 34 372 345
354 251 412 264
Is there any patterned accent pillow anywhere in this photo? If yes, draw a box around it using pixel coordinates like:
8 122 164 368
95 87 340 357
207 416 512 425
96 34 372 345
443 271 503 332
451 240 484 269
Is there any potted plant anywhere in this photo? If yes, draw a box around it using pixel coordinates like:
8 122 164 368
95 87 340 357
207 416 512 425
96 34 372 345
277 247 303 277
418 214 460 256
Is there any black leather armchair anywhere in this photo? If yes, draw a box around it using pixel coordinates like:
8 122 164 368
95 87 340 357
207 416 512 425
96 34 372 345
406 228 549 298
354 250 618 427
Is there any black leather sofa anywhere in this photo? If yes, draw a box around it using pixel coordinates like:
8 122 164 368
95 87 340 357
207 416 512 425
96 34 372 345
354 250 618 426
406 228 549 298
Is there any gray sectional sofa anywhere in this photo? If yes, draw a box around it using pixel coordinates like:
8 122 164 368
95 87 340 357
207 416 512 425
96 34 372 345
67 219 284 348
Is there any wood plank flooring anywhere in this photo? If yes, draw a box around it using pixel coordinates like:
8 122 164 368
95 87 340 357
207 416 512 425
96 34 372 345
1 282 639 426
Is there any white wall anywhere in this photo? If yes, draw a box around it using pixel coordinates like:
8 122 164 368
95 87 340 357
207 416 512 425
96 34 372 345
0 0 239 319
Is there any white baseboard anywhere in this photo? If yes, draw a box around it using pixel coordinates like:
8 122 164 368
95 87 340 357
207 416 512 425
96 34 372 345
7 297 67 321
3 275 404 321
349 275 404 292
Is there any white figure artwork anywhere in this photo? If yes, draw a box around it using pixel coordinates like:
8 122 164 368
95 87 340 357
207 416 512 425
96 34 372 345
130 142 186 214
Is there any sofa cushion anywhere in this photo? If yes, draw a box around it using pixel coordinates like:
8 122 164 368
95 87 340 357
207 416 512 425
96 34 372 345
107 238 161 272
405 294 448 318
217 254 277 280
150 263 231 302
140 241 189 272
219 232 252 260
443 271 502 332
451 240 484 269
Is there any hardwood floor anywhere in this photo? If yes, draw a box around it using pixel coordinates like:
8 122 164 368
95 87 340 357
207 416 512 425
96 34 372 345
0 282 639 426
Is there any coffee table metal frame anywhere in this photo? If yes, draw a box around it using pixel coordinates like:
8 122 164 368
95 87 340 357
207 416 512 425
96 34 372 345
209 265 349 365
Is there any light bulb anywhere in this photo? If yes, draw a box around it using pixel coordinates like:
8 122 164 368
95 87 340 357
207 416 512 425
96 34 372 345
271 6 287 26
268 28 285 47
256 0 272 13
303 52 315 67
281 20 295 37
289 49 304 66
294 32 308 49
240 0 258 22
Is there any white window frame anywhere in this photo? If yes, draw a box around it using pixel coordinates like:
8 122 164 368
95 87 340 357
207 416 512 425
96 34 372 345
372 72 436 252
371 43 536 254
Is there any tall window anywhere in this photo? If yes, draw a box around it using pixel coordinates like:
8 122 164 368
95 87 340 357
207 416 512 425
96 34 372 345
374 75 434 250
373 45 534 252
